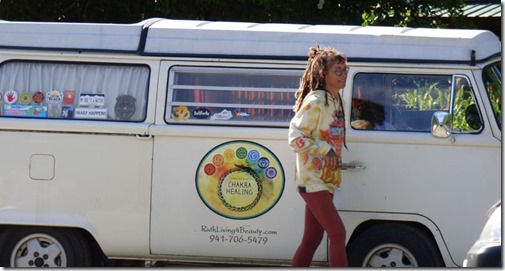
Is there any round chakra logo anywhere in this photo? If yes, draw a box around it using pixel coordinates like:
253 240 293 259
196 140 285 220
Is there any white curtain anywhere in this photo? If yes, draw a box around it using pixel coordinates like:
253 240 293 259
0 62 149 121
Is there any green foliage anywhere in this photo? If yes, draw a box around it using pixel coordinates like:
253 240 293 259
399 79 484 132
0 0 155 23
152 0 341 24
400 81 449 110
0 0 470 29
360 0 473 29
452 85 475 131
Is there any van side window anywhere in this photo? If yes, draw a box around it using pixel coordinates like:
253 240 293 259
351 73 482 133
0 61 149 122
166 67 299 126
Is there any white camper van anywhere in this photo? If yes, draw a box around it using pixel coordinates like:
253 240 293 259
0 18 501 267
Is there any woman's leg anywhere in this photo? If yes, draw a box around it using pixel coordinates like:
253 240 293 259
291 203 325 267
292 191 347 267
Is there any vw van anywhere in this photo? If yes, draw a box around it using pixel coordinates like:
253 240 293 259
0 18 501 267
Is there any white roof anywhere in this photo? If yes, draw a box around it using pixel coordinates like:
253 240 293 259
0 18 500 63
0 20 144 52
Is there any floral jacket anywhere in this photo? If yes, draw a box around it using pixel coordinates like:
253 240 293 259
288 90 345 194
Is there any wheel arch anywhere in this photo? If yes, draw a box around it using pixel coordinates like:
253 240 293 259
340 212 456 267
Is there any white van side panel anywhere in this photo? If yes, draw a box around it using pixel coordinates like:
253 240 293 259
340 67 501 266
340 137 500 265
0 130 153 257
149 125 325 263
148 60 322 262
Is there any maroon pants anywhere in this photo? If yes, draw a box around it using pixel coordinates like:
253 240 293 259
292 190 348 267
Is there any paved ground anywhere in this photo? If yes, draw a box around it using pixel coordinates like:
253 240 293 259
105 259 276 268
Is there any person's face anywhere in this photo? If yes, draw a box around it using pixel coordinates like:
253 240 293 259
324 61 348 93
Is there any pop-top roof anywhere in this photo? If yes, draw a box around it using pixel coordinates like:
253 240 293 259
0 19 144 52
0 18 501 64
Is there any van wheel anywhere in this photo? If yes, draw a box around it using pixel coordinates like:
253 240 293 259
0 227 92 267
347 223 443 267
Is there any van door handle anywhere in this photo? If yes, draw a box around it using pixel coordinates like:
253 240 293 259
341 162 366 170
136 134 152 140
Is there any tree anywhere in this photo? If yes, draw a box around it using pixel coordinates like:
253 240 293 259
0 0 473 29
356 0 473 28
0 0 152 22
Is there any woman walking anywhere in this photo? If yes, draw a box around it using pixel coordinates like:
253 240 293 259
288 45 349 267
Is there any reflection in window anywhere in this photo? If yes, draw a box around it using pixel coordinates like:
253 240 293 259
351 73 482 133
167 67 300 126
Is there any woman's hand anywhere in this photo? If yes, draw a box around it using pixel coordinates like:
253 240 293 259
323 148 341 170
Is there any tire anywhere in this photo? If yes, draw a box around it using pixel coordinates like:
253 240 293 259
0 227 92 267
347 223 444 267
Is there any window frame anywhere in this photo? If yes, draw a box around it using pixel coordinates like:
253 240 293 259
481 61 502 131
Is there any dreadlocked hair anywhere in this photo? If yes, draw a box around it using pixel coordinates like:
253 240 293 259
293 45 347 112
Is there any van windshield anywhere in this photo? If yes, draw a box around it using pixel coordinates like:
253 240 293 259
482 61 502 130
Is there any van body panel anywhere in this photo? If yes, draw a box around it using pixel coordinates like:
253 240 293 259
149 127 326 261
0 130 153 257
340 66 501 266
0 118 150 134
340 137 500 265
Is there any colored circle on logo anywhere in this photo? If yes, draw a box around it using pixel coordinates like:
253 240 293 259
247 150 260 162
265 167 278 179
257 157 270 169
212 154 224 167
224 149 235 161
203 163 216 176
236 147 247 159
196 140 285 220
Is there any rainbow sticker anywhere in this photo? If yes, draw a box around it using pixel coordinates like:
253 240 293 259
196 140 284 220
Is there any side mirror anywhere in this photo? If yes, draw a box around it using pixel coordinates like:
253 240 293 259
465 104 482 130
431 111 452 138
